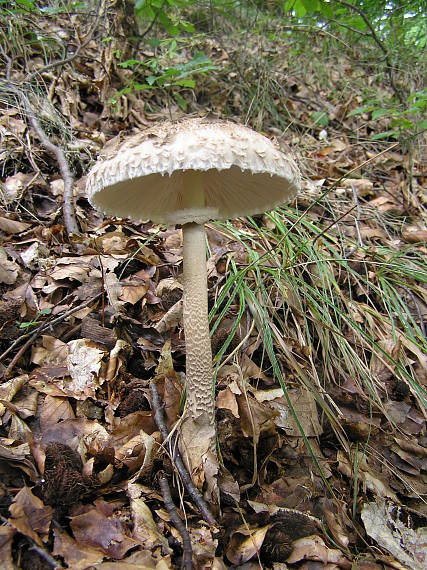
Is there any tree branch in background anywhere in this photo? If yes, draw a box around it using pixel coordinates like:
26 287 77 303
335 0 406 104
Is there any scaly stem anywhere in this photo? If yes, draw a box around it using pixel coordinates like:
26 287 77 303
179 173 218 504
182 221 215 423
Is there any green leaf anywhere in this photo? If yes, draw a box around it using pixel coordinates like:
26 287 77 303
146 75 157 85
294 2 307 17
118 59 141 69
371 130 397 141
174 78 196 88
347 105 373 117
371 108 394 120
311 111 329 127
320 2 334 18
174 91 188 111
302 0 319 13
39 308 52 316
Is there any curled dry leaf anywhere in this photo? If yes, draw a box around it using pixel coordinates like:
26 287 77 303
401 225 427 243
0 248 20 285
0 216 31 234
127 482 171 554
8 486 53 546
226 525 269 565
361 500 427 570
286 534 349 566
0 375 27 417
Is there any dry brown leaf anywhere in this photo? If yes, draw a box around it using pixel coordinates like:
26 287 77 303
401 225 427 243
188 526 217 567
286 535 349 566
31 336 68 366
119 281 148 304
70 501 138 559
39 395 76 430
264 388 322 437
96 229 130 254
65 338 106 399
216 386 240 417
0 216 31 234
154 300 183 333
127 482 171 553
2 172 34 203
0 375 27 417
337 450 398 502
226 526 269 565
41 417 110 456
8 486 53 546
53 527 104 570
0 526 15 570
237 392 278 441
362 500 427 570
342 178 374 195
0 248 19 285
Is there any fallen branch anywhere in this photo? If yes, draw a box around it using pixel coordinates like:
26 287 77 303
158 473 193 570
150 381 216 527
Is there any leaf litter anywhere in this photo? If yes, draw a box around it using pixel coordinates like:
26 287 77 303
0 4 426 570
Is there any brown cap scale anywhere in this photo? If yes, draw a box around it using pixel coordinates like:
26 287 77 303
87 118 301 502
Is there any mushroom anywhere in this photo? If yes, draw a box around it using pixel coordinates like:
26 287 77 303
87 118 301 501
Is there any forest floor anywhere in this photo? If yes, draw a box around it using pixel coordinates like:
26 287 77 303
0 3 426 570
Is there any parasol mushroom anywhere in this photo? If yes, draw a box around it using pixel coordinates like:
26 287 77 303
86 118 301 502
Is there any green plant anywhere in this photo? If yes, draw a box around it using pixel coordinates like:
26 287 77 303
112 43 217 110
134 0 196 36
348 88 427 141
17 307 52 330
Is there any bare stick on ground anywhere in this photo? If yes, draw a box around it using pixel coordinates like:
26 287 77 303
158 473 193 570
150 381 216 527
27 111 80 236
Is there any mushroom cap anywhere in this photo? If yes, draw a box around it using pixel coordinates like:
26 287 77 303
87 118 301 225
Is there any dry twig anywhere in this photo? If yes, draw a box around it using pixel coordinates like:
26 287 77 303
1 292 103 377
150 381 216 527
27 111 80 236
23 0 105 83
158 473 193 570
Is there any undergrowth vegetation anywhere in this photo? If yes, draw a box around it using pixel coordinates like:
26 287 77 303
0 1 426 568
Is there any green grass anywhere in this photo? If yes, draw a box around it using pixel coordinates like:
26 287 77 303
207 198 426 498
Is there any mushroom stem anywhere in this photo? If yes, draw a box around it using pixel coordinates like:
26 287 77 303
182 221 215 425
180 221 219 502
